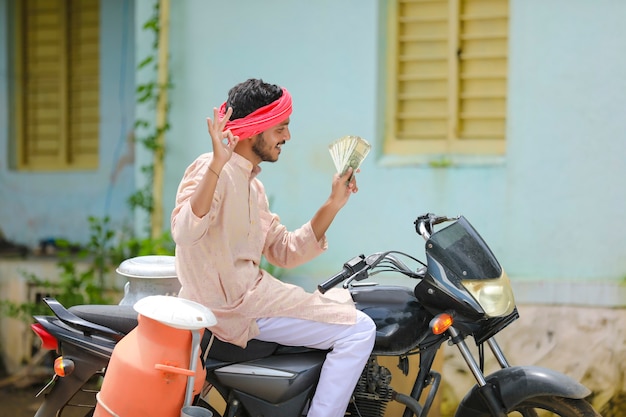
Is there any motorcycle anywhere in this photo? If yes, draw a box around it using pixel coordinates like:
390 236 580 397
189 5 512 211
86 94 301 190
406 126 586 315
30 213 601 417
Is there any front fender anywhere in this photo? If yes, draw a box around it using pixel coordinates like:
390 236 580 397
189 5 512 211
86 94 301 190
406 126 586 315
455 366 591 417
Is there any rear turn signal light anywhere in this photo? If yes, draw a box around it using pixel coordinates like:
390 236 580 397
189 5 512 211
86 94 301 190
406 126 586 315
54 357 75 377
31 323 58 351
429 313 453 335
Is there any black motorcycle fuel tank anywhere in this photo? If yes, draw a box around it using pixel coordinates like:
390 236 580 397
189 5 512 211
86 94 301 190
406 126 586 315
351 285 431 355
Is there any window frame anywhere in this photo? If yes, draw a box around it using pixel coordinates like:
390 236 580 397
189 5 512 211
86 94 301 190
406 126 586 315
13 0 100 171
383 0 508 159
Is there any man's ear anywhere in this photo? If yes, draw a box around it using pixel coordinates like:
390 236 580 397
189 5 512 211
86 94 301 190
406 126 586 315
233 135 253 151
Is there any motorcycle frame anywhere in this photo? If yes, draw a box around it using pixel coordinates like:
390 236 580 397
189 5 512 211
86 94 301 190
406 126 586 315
398 342 443 417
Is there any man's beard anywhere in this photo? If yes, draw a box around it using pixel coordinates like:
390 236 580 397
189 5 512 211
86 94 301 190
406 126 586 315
252 132 280 162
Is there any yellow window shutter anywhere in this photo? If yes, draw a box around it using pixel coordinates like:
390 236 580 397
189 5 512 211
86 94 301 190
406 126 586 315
386 0 451 155
457 0 508 149
68 0 99 167
385 0 508 157
18 0 67 169
16 0 100 170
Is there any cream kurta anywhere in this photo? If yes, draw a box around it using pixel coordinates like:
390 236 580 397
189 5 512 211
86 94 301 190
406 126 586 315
171 152 356 347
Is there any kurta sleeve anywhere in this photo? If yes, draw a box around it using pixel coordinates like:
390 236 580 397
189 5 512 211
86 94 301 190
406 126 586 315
256 180 327 268
263 217 327 268
171 154 222 246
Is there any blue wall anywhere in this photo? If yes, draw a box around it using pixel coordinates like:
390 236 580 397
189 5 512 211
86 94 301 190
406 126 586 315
1 0 624 305
153 0 626 292
505 0 626 281
0 0 136 247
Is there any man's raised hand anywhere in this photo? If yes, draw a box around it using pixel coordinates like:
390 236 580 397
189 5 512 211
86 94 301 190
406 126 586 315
207 107 239 167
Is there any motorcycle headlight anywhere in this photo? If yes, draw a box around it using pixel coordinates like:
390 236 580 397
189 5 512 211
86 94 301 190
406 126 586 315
462 271 515 317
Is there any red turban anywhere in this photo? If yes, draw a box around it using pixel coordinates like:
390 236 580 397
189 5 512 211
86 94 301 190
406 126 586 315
218 88 292 139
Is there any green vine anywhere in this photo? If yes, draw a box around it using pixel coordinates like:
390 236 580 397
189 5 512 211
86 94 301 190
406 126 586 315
129 0 173 230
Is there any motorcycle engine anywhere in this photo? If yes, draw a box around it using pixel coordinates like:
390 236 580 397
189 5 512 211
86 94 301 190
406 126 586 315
346 357 393 417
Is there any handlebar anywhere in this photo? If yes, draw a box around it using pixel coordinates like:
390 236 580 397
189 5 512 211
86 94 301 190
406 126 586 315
317 250 427 293
318 214 456 293
317 254 367 294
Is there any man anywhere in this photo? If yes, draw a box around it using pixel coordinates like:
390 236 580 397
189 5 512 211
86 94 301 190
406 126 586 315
171 78 376 417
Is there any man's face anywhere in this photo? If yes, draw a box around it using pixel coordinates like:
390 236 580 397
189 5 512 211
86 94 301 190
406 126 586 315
252 119 291 163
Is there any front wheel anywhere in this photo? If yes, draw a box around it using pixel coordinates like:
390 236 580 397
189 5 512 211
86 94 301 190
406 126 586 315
504 396 600 417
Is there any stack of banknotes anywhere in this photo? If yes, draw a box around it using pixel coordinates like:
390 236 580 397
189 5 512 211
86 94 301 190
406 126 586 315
328 135 371 176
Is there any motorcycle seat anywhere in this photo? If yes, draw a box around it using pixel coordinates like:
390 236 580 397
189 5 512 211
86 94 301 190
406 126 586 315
69 305 325 365
201 330 278 363
69 304 139 335
201 331 327 367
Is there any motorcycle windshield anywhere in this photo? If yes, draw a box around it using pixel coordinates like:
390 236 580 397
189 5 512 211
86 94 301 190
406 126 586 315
426 216 502 282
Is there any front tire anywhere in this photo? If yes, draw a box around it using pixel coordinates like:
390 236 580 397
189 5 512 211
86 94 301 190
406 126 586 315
504 396 600 417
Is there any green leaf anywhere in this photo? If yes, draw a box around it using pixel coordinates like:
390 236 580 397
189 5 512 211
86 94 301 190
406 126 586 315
138 56 154 70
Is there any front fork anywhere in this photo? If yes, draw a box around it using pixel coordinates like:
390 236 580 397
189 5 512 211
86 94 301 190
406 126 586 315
448 326 509 417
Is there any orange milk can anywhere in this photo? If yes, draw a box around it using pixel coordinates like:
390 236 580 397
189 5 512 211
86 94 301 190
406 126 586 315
94 296 216 417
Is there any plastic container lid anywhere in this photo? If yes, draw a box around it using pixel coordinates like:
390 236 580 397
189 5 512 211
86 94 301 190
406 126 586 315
134 295 217 330
116 255 177 279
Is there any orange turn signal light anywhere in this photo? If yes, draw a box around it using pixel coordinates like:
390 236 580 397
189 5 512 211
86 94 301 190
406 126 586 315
54 357 75 377
429 313 454 335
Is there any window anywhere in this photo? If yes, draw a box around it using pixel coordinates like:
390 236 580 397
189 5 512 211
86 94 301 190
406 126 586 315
14 0 100 170
384 0 508 157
